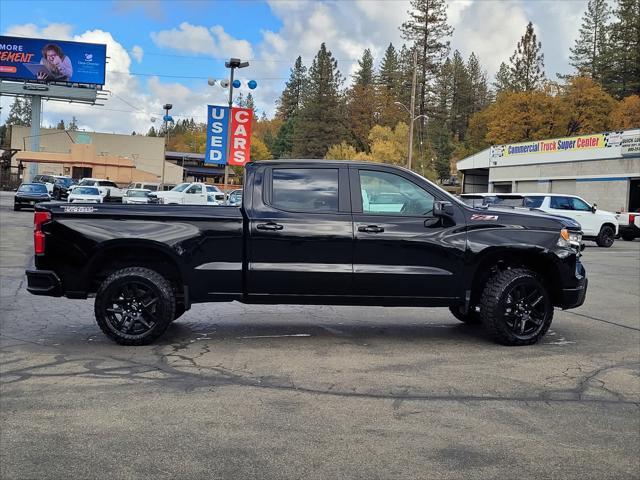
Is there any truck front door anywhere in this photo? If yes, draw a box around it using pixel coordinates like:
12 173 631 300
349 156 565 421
350 167 465 301
247 166 353 297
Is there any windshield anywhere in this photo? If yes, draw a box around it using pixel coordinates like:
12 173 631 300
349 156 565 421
206 185 221 193
55 177 75 187
74 187 100 195
171 183 190 192
127 190 150 197
18 184 48 193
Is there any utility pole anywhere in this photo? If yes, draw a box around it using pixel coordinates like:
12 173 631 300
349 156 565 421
28 95 42 181
407 49 418 171
161 103 172 189
223 58 249 193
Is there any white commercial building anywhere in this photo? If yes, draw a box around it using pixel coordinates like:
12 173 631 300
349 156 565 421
456 129 640 213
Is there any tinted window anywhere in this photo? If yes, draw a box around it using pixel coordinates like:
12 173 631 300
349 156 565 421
272 168 339 212
571 197 591 211
186 185 203 194
98 181 118 187
143 184 158 191
18 184 48 193
206 185 221 193
74 187 100 195
55 177 74 187
359 170 434 216
524 196 544 208
550 196 573 210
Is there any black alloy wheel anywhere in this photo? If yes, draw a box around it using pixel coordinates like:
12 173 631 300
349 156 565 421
480 268 553 346
95 267 175 345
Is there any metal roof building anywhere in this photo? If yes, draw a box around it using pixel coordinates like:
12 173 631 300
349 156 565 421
456 129 640 212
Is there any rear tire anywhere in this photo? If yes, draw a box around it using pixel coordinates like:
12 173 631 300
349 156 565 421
449 305 481 324
480 268 553 346
595 225 615 247
94 267 175 345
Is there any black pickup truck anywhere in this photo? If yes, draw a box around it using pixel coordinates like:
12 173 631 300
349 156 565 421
26 161 587 346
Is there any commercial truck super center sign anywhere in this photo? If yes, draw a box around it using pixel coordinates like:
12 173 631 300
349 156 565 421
204 105 253 166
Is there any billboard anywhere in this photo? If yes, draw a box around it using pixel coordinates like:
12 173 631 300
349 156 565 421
0 35 107 86
204 105 253 166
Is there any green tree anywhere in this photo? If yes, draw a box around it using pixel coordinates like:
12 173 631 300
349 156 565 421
275 56 307 120
606 0 640 98
449 50 472 140
400 0 454 119
493 62 513 94
509 22 545 91
292 43 346 158
5 98 31 126
570 0 612 82
376 43 405 128
147 126 158 137
347 49 377 151
272 117 295 158
467 52 491 114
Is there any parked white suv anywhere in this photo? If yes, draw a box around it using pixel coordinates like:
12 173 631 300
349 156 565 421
521 194 619 247
73 178 125 202
151 182 223 205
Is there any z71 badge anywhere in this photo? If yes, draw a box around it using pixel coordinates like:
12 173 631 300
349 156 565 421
470 214 499 221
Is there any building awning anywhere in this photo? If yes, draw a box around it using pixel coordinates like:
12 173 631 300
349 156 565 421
183 165 227 176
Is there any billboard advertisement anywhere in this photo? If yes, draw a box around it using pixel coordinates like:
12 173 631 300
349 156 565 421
204 105 253 166
0 35 107 86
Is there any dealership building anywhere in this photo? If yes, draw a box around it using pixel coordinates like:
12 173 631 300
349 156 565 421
457 129 640 213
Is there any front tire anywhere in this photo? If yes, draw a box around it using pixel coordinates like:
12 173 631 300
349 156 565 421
595 225 615 247
94 267 175 345
449 305 481 324
480 268 553 346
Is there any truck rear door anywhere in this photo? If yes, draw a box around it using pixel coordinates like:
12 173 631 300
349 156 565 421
247 165 353 297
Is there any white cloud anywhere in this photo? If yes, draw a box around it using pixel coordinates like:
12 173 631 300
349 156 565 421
150 22 253 59
131 45 144 63
4 22 74 40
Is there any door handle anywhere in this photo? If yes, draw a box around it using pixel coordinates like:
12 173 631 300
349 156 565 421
358 225 384 233
256 222 284 231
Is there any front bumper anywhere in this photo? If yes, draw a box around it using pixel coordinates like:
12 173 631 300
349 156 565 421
26 270 63 297
559 261 588 309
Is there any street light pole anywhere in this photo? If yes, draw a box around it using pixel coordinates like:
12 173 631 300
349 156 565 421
223 58 249 193
161 103 172 189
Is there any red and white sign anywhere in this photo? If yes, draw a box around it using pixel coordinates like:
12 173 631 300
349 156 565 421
228 107 253 167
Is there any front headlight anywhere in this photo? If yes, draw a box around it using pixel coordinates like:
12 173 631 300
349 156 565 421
558 228 582 248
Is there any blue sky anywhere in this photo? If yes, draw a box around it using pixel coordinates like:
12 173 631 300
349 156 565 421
1 0 588 134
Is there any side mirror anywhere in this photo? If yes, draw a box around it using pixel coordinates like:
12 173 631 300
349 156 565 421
591 204 597 213
434 201 454 217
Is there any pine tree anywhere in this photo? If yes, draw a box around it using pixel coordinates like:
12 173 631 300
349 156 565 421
147 126 158 137
292 43 346 158
376 43 405 128
509 22 545 91
275 56 308 120
606 0 640 98
570 0 611 82
450 50 472 140
467 52 491 113
5 98 31 126
493 62 513 94
377 43 400 91
430 58 454 179
400 0 454 118
348 49 377 150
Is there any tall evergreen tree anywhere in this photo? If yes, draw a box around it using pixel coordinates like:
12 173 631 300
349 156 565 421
376 43 405 128
275 56 308 120
431 58 454 180
467 52 491 113
449 50 472 140
348 49 377 151
377 43 400 90
400 0 454 118
570 0 611 82
293 43 346 158
493 62 513 94
606 0 640 97
509 22 545 91
5 98 31 126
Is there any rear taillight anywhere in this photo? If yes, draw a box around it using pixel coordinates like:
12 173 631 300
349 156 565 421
630 214 637 223
34 211 51 255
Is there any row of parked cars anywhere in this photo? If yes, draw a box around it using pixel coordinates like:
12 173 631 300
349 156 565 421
459 192 639 246
13 176 244 210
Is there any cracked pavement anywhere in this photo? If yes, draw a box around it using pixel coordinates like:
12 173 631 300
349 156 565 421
1 191 639 479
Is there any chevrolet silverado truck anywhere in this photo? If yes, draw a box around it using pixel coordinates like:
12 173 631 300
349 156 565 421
25 161 588 346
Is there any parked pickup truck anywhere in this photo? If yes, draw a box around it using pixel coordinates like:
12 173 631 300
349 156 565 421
26 161 588 346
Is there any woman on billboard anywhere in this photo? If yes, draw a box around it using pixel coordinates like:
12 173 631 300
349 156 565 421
37 43 73 81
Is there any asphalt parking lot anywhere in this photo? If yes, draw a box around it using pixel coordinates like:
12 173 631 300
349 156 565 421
0 191 638 480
